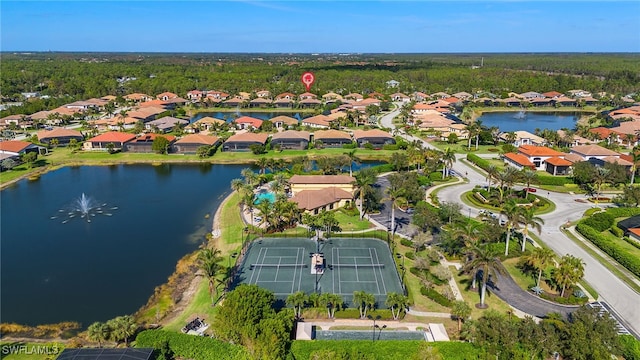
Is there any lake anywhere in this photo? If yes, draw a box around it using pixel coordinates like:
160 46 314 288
0 161 381 326
477 111 580 133
191 111 311 123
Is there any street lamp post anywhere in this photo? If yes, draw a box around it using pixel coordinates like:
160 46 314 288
376 324 387 340
468 208 471 219
367 315 382 342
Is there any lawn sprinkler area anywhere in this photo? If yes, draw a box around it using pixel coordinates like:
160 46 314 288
234 237 404 306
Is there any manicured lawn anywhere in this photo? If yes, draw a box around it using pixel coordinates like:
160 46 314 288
451 266 512 319
502 258 555 294
333 211 374 231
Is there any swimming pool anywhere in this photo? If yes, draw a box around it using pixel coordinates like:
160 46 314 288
255 190 276 204
314 329 427 341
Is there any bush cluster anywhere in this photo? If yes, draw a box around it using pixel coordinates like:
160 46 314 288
576 222 640 278
419 286 452 307
135 330 249 360
582 212 614 231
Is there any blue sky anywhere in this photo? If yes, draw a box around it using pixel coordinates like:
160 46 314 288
2 1 639 53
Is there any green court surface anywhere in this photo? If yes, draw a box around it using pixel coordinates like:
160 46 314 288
234 237 404 307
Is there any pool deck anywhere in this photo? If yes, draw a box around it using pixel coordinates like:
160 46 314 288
295 319 449 341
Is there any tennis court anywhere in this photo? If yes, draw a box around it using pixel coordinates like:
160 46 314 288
234 237 404 306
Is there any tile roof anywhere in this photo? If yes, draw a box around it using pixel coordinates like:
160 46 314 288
545 157 572 166
571 145 620 157
302 115 331 127
503 152 535 168
269 115 298 125
289 174 356 185
290 188 353 211
352 129 393 140
156 92 178 99
518 145 564 157
37 127 83 140
313 129 352 140
233 116 263 128
563 153 584 163
174 134 219 145
131 133 176 143
88 131 136 143
225 132 269 144
628 228 640 237
271 130 310 141
0 140 33 153
194 116 226 125
602 156 632 166
542 91 563 98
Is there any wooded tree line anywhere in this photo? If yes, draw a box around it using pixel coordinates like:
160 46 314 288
2 53 638 117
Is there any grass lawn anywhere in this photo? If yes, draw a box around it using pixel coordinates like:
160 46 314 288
451 266 512 319
502 258 555 294
0 342 64 360
334 211 374 231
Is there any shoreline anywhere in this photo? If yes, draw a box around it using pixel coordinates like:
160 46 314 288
467 107 598 122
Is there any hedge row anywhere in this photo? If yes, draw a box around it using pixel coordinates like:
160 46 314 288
575 223 640 278
605 207 640 218
410 267 447 286
135 330 249 360
333 309 395 320
419 287 452 307
466 153 491 171
582 212 615 232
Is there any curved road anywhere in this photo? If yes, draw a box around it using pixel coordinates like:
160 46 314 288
380 104 640 335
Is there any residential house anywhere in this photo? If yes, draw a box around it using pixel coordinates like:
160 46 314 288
386 80 399 88
430 92 450 99
553 96 577 107
124 93 151 102
256 90 271 98
84 131 136 151
270 115 298 129
1 114 31 130
452 92 473 101
299 98 322 108
233 116 263 130
520 92 544 100
275 92 296 100
568 89 592 98
352 129 395 149
439 123 469 141
569 144 631 168
530 98 554 107
187 116 226 133
273 98 295 108
222 97 243 107
298 92 318 100
301 115 332 129
344 93 364 101
289 174 355 213
557 129 591 147
186 90 204 101
390 93 410 102
542 91 563 99
138 99 170 109
248 98 272 108
502 152 536 171
322 92 343 102
313 130 352 148
544 157 574 176
412 92 429 102
498 97 524 107
145 116 189 133
222 132 269 152
0 140 42 157
206 91 229 101
124 133 176 153
270 130 310 150
442 97 461 105
516 145 567 171
156 92 178 101
37 127 84 146
500 131 546 147
351 98 381 111
172 134 221 154
368 92 385 100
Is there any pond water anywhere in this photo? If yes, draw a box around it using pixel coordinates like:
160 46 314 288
0 163 245 326
0 161 383 326
477 111 580 133
191 111 311 123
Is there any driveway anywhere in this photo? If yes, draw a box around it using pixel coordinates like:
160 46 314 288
377 105 640 336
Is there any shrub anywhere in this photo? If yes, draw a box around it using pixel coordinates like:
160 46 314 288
342 142 357 149
429 172 443 181
364 143 374 150
466 153 491 171
536 175 573 186
620 334 640 360
582 212 614 232
382 144 399 150
610 226 624 238
135 330 248 360
539 292 589 305
420 287 452 307
405 252 415 260
432 265 452 282
623 236 640 250
400 239 413 247
333 309 394 320
576 223 640 278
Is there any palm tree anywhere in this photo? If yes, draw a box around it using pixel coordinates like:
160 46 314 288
520 207 544 252
197 247 224 303
385 174 407 237
500 200 523 256
593 167 611 206
524 247 556 288
255 157 269 175
441 147 456 178
286 291 307 318
319 293 343 319
353 168 377 219
461 244 504 308
554 254 585 297
496 167 520 202
241 190 256 224
453 222 482 248
344 149 360 177
520 169 538 198
385 292 409 320
255 200 274 230
87 321 110 348
230 178 245 193
485 164 499 189
353 291 376 319
107 315 137 347
241 168 258 186
629 147 640 185
451 300 472 332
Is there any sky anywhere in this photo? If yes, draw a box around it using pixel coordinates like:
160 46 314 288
1 1 639 53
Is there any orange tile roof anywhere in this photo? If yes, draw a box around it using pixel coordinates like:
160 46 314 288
156 92 178 99
443 97 461 103
545 157 572 166
225 132 269 143
313 130 351 140
518 145 564 157
503 152 535 168
174 134 219 145
269 115 298 125
571 145 620 157
0 140 33 153
88 131 136 143
131 133 176 143
302 115 331 127
289 175 355 185
139 99 170 108
628 228 640 237
352 129 393 140
290 187 353 211
37 127 83 140
542 91 563 98
233 116 263 128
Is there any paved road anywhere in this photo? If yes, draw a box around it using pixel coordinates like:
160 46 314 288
369 175 414 237
379 103 640 335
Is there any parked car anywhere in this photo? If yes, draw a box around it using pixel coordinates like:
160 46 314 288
524 187 537 193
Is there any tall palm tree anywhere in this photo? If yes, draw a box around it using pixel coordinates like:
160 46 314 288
353 167 377 219
385 292 409 320
520 169 538 198
524 247 556 288
593 167 611 206
241 168 258 186
453 222 482 248
286 291 307 318
500 200 523 256
319 293 343 319
553 254 585 297
353 291 376 319
198 248 224 303
230 178 245 193
344 149 360 177
255 200 274 230
485 164 499 189
255 157 269 175
461 244 504 308
87 321 110 348
441 147 456 178
520 207 544 252
385 174 407 236
241 190 256 224
107 315 137 347
629 147 640 185
496 167 520 202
